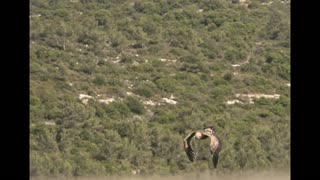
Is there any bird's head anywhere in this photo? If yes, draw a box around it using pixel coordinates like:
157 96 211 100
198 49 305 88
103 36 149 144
204 126 215 134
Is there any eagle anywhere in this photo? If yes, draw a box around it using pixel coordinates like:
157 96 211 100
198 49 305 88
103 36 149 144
183 126 222 168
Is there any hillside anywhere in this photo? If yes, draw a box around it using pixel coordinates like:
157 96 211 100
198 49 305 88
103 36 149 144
30 0 290 177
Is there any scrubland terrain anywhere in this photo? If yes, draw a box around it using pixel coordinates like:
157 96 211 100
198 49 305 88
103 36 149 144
30 0 290 177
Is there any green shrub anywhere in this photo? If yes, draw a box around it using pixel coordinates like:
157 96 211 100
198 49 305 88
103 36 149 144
93 74 106 85
133 86 154 98
154 77 176 93
125 96 145 115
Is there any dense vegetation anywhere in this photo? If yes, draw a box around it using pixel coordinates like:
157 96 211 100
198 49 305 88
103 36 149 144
30 0 290 177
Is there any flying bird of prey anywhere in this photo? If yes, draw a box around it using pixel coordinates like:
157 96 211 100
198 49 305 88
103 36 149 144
183 126 222 168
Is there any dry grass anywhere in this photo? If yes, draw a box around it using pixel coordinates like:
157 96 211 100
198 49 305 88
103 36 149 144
30 170 290 180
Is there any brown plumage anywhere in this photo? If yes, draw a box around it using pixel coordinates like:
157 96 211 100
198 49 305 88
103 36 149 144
183 126 222 168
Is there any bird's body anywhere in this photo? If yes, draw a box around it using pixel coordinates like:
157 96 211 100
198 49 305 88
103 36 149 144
183 126 222 168
195 131 207 140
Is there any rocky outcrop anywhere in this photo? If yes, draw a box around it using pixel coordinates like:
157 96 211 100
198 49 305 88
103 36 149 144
226 93 281 105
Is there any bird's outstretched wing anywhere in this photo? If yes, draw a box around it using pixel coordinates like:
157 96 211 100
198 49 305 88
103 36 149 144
202 131 222 168
202 131 221 155
183 131 196 162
